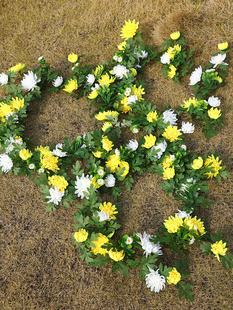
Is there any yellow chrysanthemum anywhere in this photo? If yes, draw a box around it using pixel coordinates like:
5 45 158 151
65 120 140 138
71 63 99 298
95 110 119 121
118 96 132 113
74 229 88 242
9 63 25 72
204 154 222 179
68 53 78 63
130 68 137 76
218 42 228 51
147 111 158 122
94 65 104 77
163 166 175 180
106 154 121 172
36 146 51 157
0 103 12 122
184 216 205 235
19 149 32 160
102 136 114 152
118 40 127 51
162 155 173 168
92 150 103 158
63 79 78 93
142 134 156 149
98 73 115 86
173 44 181 54
208 107 221 119
167 267 181 285
120 19 139 40
170 31 180 40
99 202 118 219
164 215 183 233
41 152 59 172
108 248 125 261
88 89 98 99
102 122 113 132
167 65 177 79
215 76 223 83
182 97 199 111
91 233 109 256
131 85 145 101
211 240 227 261
191 157 203 170
10 97 24 111
118 161 129 178
162 125 182 142
48 175 68 192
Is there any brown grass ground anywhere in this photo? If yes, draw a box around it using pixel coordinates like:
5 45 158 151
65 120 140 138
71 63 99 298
1 0 233 309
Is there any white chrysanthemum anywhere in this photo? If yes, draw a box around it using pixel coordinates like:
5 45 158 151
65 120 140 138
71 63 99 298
126 139 139 151
46 187 64 205
0 73 8 85
207 96 221 107
91 83 100 91
175 209 192 219
51 143 67 157
210 53 228 68
151 140 167 159
163 109 177 127
0 153 13 172
21 71 41 91
97 211 112 222
189 66 202 86
86 74 95 86
145 267 166 293
104 174 115 187
127 94 138 105
75 173 92 199
5 137 22 153
136 50 148 59
52 76 63 87
38 56 44 61
160 53 170 64
181 121 195 134
136 232 162 257
111 64 129 79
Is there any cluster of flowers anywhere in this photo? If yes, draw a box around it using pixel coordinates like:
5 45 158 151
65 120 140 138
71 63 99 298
0 20 232 302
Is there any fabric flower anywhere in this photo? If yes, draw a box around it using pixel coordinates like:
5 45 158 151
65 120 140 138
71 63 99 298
111 65 129 79
74 229 88 242
104 174 116 187
46 187 64 205
136 232 162 257
189 66 202 85
162 125 182 142
207 96 221 107
52 76 63 87
21 71 41 91
63 79 78 93
145 267 166 293
162 109 177 126
0 73 8 85
74 173 92 199
120 19 139 39
181 121 195 134
0 153 13 172
108 248 125 261
164 215 183 233
210 53 228 68
211 240 227 261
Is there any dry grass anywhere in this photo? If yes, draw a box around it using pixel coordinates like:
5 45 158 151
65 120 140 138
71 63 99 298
1 0 233 309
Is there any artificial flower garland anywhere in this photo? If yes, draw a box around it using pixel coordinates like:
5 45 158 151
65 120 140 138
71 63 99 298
0 20 232 302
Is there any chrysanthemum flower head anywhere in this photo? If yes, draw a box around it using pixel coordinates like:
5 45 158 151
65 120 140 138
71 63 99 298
204 154 222 178
142 134 156 149
211 240 227 261
68 53 78 63
147 111 158 122
120 19 139 40
182 97 200 111
163 166 175 180
164 215 183 233
106 154 121 172
102 136 114 152
9 63 25 72
162 125 182 142
167 65 177 79
218 42 228 51
136 232 162 257
41 152 59 172
104 174 116 187
0 73 8 85
74 173 92 199
208 107 221 119
91 233 109 256
184 216 205 235
210 53 228 68
94 65 104 77
108 248 125 261
99 202 118 219
92 150 103 158
74 229 88 242
48 175 68 192
19 149 32 160
131 85 145 101
63 79 78 93
170 31 180 40
192 157 203 170
0 103 12 122
118 161 130 178
162 109 177 127
0 153 13 173
167 267 181 285
46 187 64 205
98 73 115 86
102 122 113 132
189 66 202 85
118 96 132 113
118 40 127 50
145 267 166 293
10 97 24 112
95 110 119 121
